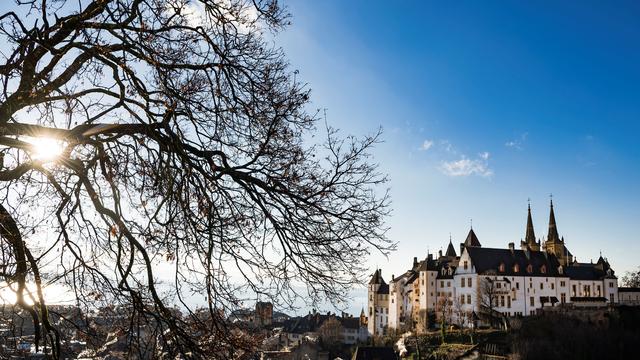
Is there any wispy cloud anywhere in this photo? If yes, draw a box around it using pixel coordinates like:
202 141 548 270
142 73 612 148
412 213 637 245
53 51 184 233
419 139 434 151
505 132 528 150
440 152 493 178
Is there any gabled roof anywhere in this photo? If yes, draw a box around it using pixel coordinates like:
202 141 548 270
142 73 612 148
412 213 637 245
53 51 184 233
466 247 561 276
368 269 386 285
464 228 481 247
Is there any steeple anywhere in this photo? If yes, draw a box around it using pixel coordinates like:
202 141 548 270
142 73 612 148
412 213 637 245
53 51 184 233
547 197 560 244
524 200 540 251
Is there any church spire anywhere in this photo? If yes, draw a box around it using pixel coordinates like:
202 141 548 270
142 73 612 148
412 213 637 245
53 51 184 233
547 196 560 243
525 200 536 245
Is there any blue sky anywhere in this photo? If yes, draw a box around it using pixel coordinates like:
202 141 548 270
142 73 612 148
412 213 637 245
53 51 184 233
276 0 640 311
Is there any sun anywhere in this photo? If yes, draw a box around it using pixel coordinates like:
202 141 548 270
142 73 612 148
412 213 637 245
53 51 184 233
30 137 65 161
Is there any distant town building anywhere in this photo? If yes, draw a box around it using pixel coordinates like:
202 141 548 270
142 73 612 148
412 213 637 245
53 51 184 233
367 200 619 336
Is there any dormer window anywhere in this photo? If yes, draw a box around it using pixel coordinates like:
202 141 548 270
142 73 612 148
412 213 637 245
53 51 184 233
447 268 452 275
526 264 533 274
441 268 446 276
464 261 468 270
514 264 520 273
499 263 505 273
558 266 563 275
540 265 547 274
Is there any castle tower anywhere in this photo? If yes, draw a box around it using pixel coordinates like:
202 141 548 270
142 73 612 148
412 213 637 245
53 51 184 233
521 201 540 251
367 269 386 336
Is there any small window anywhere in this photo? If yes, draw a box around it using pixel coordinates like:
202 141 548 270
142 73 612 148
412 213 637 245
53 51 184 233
540 283 543 290
551 283 555 290
514 264 520 273
530 297 535 306
468 278 472 287
464 261 468 270
516 283 520 290
497 282 502 289
461 278 465 287
540 265 546 274
526 264 533 274
467 294 471 304
499 263 505 272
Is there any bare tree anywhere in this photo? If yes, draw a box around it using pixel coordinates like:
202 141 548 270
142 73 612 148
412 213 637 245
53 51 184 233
477 274 503 329
436 292 452 342
453 296 465 329
622 267 640 288
318 316 343 350
0 0 392 358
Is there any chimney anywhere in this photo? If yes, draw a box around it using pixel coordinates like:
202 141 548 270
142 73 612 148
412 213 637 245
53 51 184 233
460 243 464 255
392 274 395 281
438 250 443 257
428 253 433 261
413 257 418 268
508 242 515 252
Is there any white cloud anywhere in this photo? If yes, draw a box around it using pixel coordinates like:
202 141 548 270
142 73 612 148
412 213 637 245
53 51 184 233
419 139 434 151
505 132 528 150
440 152 493 178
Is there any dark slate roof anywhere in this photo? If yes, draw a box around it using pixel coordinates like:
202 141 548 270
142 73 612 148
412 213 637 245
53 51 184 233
376 283 389 294
445 240 457 257
564 263 610 281
466 247 562 277
368 269 386 285
406 271 418 284
619 287 640 293
339 317 361 330
283 313 330 334
464 228 481 247
351 346 398 360
418 257 438 271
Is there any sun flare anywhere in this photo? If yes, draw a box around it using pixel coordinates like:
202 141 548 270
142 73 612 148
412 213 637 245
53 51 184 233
30 137 65 161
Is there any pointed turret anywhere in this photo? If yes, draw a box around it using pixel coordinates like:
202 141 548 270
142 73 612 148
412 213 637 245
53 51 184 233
368 269 386 285
547 198 560 243
524 201 540 251
463 228 481 247
445 238 457 257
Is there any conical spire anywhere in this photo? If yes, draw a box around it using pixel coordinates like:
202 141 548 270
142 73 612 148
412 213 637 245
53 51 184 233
368 269 386 285
547 198 560 243
445 236 457 257
464 228 481 247
525 201 536 246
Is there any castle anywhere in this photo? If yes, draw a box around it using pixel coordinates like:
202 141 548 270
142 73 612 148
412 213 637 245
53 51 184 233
367 200 618 336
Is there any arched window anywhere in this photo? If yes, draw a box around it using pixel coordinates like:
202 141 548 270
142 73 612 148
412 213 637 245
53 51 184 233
499 263 505 273
558 266 563 275
514 264 520 273
526 264 533 274
540 265 547 274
